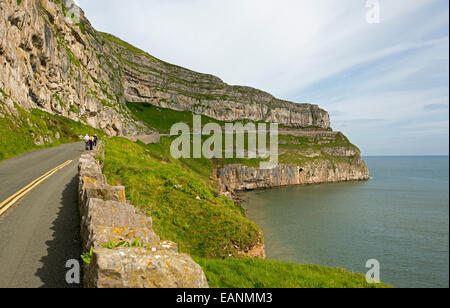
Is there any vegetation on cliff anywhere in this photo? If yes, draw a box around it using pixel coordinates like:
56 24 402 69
0 91 102 162
98 30 331 129
127 102 366 170
127 102 225 134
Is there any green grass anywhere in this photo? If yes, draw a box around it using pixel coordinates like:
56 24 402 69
127 102 270 134
102 137 262 258
195 258 391 288
100 32 162 64
127 102 226 134
277 133 361 166
0 103 103 162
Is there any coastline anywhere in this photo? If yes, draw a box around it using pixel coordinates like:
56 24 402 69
238 156 449 288
99 137 396 288
217 161 370 197
234 175 371 260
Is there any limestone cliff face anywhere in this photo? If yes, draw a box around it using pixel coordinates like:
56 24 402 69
0 0 330 136
217 132 370 194
120 47 331 128
218 160 370 194
0 0 153 135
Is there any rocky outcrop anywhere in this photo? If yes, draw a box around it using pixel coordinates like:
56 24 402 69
218 160 370 193
125 133 161 144
1 0 330 137
217 132 370 193
78 144 208 288
218 160 370 194
0 0 150 136
237 232 266 259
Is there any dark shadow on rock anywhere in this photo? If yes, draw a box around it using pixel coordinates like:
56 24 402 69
35 174 82 288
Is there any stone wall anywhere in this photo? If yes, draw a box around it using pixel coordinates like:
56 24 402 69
78 144 208 288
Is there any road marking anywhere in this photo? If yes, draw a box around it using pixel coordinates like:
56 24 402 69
0 160 73 209
0 160 73 217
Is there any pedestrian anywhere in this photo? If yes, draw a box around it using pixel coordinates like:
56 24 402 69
94 134 98 147
83 134 90 150
89 136 94 151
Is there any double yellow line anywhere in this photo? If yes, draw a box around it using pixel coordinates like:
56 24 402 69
0 160 73 217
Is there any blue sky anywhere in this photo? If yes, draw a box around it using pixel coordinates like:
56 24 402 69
78 0 449 155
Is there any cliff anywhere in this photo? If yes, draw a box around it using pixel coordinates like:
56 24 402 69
217 131 370 194
110 31 331 129
1 0 149 136
1 0 330 137
1 0 370 188
218 161 369 193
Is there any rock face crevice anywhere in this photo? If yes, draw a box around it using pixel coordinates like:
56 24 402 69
1 0 331 137
78 145 208 288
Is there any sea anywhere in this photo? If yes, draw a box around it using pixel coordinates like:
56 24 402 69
242 156 449 288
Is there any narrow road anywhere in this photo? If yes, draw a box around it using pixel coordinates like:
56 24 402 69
0 142 85 288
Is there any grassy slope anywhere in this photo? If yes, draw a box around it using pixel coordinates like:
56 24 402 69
195 258 391 288
1 11 375 287
278 133 361 166
0 100 102 162
102 137 261 258
127 102 258 134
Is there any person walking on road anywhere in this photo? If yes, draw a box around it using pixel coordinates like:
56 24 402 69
89 136 94 151
83 134 90 150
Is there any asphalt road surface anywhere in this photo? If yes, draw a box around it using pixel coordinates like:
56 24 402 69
0 142 85 288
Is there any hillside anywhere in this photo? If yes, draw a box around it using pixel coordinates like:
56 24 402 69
1 0 329 139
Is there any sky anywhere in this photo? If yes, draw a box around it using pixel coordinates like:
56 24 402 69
77 0 449 155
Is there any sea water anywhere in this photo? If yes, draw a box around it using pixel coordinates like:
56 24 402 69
242 156 449 288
